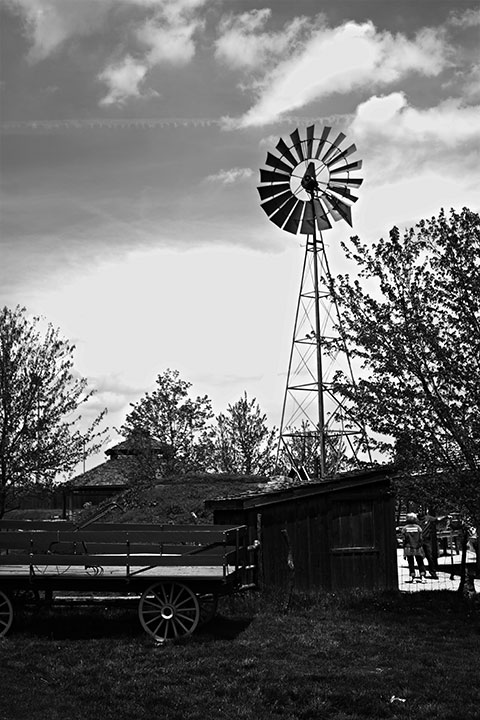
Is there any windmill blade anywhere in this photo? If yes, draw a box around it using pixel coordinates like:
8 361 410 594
265 152 296 175
325 144 357 168
300 198 332 234
324 192 353 226
312 198 332 231
260 189 293 216
322 195 343 223
300 200 315 234
328 184 359 203
306 125 315 158
330 177 363 187
321 132 346 164
283 200 306 234
290 128 305 162
276 137 298 167
258 126 362 234
315 126 331 159
260 168 291 184
322 195 343 222
330 159 363 174
269 195 300 228
257 182 291 200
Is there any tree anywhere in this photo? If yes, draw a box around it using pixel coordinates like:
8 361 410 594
0 306 106 517
213 392 277 475
278 421 348 479
121 369 214 474
330 207 480 523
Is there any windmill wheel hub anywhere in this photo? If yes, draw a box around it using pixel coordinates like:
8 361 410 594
293 159 328 201
300 174 317 191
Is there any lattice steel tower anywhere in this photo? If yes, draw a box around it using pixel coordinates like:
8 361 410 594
257 125 372 479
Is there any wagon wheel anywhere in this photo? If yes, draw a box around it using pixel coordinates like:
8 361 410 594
0 590 13 638
197 593 219 626
138 581 200 642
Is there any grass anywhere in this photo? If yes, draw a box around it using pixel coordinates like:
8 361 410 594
1 590 479 720
75 474 269 526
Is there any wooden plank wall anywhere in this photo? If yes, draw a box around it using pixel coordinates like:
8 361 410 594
212 477 398 592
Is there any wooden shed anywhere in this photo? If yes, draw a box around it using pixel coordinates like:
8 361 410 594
206 466 398 592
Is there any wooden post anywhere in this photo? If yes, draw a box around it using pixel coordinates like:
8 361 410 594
281 528 295 613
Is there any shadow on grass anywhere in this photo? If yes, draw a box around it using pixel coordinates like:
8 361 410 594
196 613 253 641
12 606 144 640
11 604 254 643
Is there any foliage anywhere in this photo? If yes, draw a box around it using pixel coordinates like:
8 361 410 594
0 306 106 517
278 420 349 479
213 392 277 475
121 369 214 475
110 428 173 488
330 208 480 521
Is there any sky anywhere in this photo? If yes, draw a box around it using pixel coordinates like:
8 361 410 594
1 0 479 474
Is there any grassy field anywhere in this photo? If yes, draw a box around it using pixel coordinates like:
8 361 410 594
1 589 479 720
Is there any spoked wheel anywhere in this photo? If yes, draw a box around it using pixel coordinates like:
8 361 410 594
138 581 200 642
0 590 13 638
197 593 218 626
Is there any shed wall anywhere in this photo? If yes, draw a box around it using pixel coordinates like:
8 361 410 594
211 477 397 592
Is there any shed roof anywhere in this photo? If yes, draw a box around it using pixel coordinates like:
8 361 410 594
205 465 397 511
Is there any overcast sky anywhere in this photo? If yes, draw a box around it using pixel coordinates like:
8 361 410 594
1 0 479 473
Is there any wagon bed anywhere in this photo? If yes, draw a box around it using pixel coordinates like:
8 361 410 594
0 520 259 641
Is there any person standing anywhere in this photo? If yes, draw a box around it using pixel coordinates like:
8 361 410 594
420 510 445 579
402 512 427 582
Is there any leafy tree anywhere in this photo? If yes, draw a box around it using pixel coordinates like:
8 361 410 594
278 421 348 479
330 207 480 523
121 369 214 474
0 306 106 517
213 392 277 475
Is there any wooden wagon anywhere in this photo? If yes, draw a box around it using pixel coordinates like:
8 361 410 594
0 520 259 642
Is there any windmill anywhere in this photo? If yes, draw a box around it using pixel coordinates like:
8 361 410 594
257 124 371 479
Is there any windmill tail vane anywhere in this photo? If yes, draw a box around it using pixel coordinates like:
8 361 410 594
257 124 372 479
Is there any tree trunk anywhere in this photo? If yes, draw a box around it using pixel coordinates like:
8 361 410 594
457 526 469 594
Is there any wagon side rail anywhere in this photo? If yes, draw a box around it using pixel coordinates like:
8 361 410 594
0 524 258 588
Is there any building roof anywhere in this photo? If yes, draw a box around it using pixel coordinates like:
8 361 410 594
66 458 131 489
105 435 169 459
206 465 398 511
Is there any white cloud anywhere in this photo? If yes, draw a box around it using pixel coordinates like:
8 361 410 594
6 0 111 61
136 16 201 66
448 7 480 28
215 9 308 70
354 170 480 242
344 92 480 232
100 0 208 105
6 0 210 62
351 92 480 146
461 62 480 100
204 167 254 185
98 56 150 106
7 0 209 105
225 19 449 127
